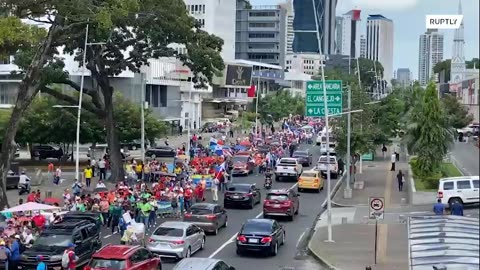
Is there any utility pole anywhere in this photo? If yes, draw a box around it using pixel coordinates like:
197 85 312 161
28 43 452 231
140 73 146 163
344 85 352 198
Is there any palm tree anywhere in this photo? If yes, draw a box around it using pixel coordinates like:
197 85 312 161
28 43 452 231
403 81 454 174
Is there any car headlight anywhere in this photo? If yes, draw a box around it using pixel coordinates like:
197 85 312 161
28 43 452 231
50 255 63 261
21 254 28 260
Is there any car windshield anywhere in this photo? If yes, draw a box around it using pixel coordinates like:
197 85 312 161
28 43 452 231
89 259 127 270
34 234 71 247
266 194 289 201
153 227 184 237
319 157 336 164
242 221 272 234
190 207 213 215
233 156 248 163
227 185 251 192
301 172 317 178
293 152 308 157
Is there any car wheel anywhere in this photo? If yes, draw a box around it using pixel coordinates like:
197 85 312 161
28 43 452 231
315 187 320 193
295 205 299 215
213 227 219 235
157 263 162 270
151 154 156 159
224 218 228 227
236 248 242 256
297 188 302 193
249 200 254 209
263 214 269 219
281 232 286 245
276 176 281 182
271 242 278 256
200 237 205 250
185 247 191 258
132 146 137 151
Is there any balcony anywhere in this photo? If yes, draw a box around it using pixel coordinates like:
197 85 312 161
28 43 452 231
247 16 279 22
248 38 278 43
248 27 279 32
247 48 279 53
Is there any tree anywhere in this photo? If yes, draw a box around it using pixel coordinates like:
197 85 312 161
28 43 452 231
10 0 224 184
0 0 115 208
373 88 407 144
433 59 451 82
256 90 304 123
466 58 479 69
441 94 473 129
403 81 454 175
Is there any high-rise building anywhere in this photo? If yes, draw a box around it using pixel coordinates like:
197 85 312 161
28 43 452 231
366 14 394 82
359 34 366 58
281 0 295 54
450 0 465 91
235 2 287 67
184 0 237 61
396 68 411 86
418 29 444 85
339 9 361 58
335 16 343 54
292 0 337 55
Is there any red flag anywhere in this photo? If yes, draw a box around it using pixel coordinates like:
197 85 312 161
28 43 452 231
352 9 361 21
247 85 256 98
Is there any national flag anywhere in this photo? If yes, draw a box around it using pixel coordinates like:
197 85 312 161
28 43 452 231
247 85 256 98
352 9 361 21
222 148 233 157
215 162 226 180
209 137 218 146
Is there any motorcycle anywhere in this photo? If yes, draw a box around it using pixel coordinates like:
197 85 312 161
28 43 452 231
18 182 31 195
264 176 272 190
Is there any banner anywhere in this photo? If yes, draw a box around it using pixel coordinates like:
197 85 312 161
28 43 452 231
225 64 253 87
191 174 213 189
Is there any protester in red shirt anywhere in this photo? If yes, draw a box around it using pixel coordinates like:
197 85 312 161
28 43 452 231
194 185 204 203
26 192 36 202
32 212 46 229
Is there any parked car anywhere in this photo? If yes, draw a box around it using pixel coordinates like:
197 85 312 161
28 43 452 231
145 146 176 158
231 155 254 176
236 219 285 257
298 170 324 193
263 189 300 221
183 203 228 235
19 219 101 270
437 176 480 207
224 183 261 209
201 122 217 133
86 244 162 270
292 150 312 167
173 258 235 270
120 140 149 150
88 144 130 160
147 221 205 260
30 144 64 160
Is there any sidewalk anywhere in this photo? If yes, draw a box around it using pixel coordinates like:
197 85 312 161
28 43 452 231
308 150 410 270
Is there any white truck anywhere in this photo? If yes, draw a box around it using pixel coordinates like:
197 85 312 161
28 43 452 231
275 157 303 181
315 155 338 179
457 123 479 137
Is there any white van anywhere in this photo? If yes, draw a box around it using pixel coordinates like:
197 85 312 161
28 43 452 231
437 176 480 207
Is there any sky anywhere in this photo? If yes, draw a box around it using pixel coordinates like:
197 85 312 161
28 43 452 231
251 0 479 80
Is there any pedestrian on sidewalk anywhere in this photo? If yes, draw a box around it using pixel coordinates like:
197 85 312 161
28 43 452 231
433 199 445 215
381 144 387 159
390 152 396 171
396 170 405 191
450 200 464 216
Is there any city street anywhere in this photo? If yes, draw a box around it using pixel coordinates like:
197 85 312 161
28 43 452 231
450 141 480 176
91 144 332 270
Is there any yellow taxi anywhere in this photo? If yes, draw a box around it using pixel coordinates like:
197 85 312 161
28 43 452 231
298 170 324 193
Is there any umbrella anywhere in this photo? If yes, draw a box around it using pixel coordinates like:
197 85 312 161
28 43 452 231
44 198 61 205
2 202 60 213
301 125 313 129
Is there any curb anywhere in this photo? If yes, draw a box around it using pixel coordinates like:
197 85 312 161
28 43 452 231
306 174 345 269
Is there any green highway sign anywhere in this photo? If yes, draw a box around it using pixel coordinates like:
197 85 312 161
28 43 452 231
305 80 343 117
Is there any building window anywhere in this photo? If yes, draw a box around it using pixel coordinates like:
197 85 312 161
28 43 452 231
0 84 9 104
248 33 275 38
249 11 276 17
249 22 276 28
196 19 205 27
146 85 167 108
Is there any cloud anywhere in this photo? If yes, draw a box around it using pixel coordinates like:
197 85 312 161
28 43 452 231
338 0 419 12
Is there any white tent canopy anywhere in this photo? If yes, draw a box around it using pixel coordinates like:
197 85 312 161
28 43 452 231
301 125 313 130
2 202 60 213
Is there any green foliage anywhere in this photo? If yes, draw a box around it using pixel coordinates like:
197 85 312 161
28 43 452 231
373 89 407 144
257 90 304 122
318 58 384 90
466 58 479 69
410 157 462 191
234 114 254 132
433 59 451 82
0 16 46 57
404 81 454 175
0 109 11 142
441 94 474 129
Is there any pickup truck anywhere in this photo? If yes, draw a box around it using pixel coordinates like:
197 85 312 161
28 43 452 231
457 123 479 136
315 155 338 179
275 158 303 182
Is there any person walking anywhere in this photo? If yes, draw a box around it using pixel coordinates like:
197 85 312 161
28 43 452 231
390 152 396 171
450 200 464 216
212 177 219 202
84 165 93 188
61 243 77 270
0 240 11 270
98 158 106 180
381 144 387 159
433 199 445 215
396 170 405 191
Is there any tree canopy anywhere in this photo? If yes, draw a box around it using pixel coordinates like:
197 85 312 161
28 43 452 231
441 94 473 129
256 90 305 123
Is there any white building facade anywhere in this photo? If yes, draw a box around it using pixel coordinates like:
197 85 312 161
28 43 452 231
285 53 322 76
339 9 361 58
359 34 366 58
418 29 444 86
366 14 394 82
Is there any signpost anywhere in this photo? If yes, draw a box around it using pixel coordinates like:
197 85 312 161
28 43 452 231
369 197 385 265
305 80 343 117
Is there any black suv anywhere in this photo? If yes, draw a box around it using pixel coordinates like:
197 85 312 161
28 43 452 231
30 145 64 160
145 146 175 158
19 219 101 270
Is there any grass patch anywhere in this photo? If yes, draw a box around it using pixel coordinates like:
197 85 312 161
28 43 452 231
410 158 463 191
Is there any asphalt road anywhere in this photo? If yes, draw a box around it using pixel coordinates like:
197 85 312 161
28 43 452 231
97 144 334 270
450 141 480 176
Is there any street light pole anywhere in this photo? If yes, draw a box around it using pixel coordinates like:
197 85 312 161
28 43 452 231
312 0 333 242
187 80 192 154
140 73 146 163
344 85 352 198
74 23 89 181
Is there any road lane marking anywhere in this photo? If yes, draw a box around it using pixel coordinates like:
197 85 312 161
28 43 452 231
296 231 306 248
376 164 391 263
208 182 299 258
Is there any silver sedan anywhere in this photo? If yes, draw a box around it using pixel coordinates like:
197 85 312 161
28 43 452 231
147 221 206 260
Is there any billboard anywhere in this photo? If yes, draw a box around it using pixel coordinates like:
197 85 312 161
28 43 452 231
224 64 252 87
